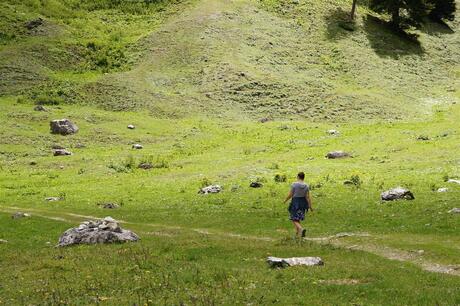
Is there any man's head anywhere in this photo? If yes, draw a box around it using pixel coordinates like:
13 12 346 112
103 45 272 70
297 172 305 180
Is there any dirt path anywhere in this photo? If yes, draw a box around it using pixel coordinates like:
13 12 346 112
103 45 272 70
1 206 459 276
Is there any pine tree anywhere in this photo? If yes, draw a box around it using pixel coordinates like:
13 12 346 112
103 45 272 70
369 0 428 28
427 0 456 21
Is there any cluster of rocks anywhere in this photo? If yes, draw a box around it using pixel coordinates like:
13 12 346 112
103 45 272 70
381 187 414 201
50 119 79 135
199 185 222 194
267 256 324 268
58 217 139 247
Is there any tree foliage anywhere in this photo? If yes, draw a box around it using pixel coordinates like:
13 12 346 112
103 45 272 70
369 0 456 28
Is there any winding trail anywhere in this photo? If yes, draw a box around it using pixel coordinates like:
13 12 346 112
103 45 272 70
1 206 459 276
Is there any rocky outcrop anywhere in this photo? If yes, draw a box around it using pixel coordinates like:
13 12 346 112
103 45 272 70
267 256 324 268
57 217 139 247
381 187 414 201
50 119 79 135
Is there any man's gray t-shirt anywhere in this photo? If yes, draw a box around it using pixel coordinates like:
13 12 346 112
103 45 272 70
291 182 309 198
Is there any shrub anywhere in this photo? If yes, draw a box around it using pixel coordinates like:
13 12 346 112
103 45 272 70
274 174 287 183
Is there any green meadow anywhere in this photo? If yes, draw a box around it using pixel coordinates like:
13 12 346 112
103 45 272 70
0 0 459 304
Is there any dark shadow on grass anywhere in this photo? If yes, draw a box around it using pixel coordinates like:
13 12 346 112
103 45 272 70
325 8 357 40
363 15 424 59
420 18 455 36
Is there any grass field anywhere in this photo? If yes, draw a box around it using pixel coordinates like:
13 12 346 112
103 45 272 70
1 0 460 304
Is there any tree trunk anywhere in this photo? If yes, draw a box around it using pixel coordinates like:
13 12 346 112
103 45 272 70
350 0 358 20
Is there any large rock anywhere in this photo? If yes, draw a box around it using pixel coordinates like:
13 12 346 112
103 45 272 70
267 256 324 268
199 185 222 194
326 151 350 159
50 119 79 135
58 217 139 247
381 187 414 201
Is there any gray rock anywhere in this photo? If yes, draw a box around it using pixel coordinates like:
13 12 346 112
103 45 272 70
381 187 414 201
267 256 324 268
199 185 222 194
250 182 263 188
132 144 143 149
127 125 135 129
45 197 62 202
53 149 72 156
138 163 153 170
11 212 31 219
57 217 139 247
448 208 460 214
0 239 7 244
34 105 47 111
50 119 79 135
447 179 460 185
99 203 119 209
437 187 448 193
327 129 340 135
326 151 350 159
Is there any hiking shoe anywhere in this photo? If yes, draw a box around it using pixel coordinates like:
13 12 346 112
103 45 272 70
301 229 307 238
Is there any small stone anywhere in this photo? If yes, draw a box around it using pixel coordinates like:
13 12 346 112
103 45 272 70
437 187 448 193
34 105 46 111
259 118 271 123
53 149 72 156
448 208 460 214
250 182 263 188
326 151 350 159
45 197 62 202
127 125 135 129
11 212 31 219
0 239 8 244
267 256 324 268
447 179 460 185
132 144 143 149
417 135 430 141
50 119 79 135
100 203 119 209
381 187 414 201
327 129 339 135
199 185 222 194
138 163 153 170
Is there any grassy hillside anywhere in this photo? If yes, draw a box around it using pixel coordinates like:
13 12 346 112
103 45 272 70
1 0 459 120
0 0 459 304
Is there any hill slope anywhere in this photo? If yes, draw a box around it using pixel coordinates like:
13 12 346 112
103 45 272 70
1 0 459 121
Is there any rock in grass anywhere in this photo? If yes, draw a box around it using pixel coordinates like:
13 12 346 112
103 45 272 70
127 125 135 129
437 187 448 193
448 208 460 214
381 187 414 201
259 117 271 123
25 18 44 30
45 197 62 202
327 129 339 136
132 144 143 149
0 239 7 244
50 119 79 135
99 203 119 209
326 151 350 159
34 105 47 111
57 217 139 247
250 182 263 188
11 212 30 219
199 185 222 194
267 256 324 268
53 149 72 156
138 162 153 170
447 179 460 185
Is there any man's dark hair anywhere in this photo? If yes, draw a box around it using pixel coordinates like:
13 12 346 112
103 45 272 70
297 172 305 180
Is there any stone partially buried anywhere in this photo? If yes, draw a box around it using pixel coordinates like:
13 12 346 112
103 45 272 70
381 187 414 201
267 256 324 268
50 119 79 135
